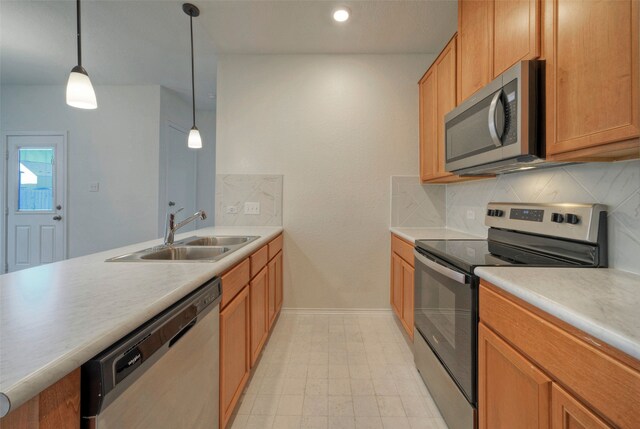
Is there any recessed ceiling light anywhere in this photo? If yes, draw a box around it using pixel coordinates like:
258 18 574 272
333 7 350 22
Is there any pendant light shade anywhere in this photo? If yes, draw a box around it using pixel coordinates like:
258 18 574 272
66 0 97 109
183 3 202 149
66 66 97 109
188 126 203 149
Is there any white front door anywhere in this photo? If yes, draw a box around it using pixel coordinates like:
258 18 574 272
166 123 197 231
5 134 66 272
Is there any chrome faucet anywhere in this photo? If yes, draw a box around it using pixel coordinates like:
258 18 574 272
164 208 207 245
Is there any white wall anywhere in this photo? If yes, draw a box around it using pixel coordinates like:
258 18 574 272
216 54 435 309
1 85 161 258
196 109 216 228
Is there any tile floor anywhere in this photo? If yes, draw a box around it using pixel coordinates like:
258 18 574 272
229 313 449 429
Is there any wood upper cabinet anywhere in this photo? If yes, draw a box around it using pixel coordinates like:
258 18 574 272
493 0 540 78
551 384 612 429
220 286 250 429
249 266 268 366
478 322 551 429
390 234 414 340
0 369 80 429
457 0 492 102
543 0 639 161
419 35 464 183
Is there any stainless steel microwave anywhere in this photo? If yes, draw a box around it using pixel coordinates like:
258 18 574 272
444 60 550 175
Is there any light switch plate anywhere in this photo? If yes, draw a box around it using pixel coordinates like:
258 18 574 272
244 202 260 215
89 182 99 192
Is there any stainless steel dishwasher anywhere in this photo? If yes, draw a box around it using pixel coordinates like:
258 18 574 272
82 278 221 429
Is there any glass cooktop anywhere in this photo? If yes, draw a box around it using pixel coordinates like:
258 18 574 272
415 239 584 273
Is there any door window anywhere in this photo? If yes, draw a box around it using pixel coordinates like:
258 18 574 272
17 147 55 211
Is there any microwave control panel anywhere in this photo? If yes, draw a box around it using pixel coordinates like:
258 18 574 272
502 79 518 146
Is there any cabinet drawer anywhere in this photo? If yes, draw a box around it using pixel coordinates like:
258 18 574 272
268 234 283 260
221 259 250 309
480 282 640 428
250 245 268 279
391 234 414 267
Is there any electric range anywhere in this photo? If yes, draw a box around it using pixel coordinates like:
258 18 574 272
412 202 608 429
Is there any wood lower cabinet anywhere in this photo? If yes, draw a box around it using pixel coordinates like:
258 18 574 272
267 256 277 328
551 384 612 429
0 369 80 429
543 0 639 161
478 323 551 429
220 286 250 429
249 266 268 366
274 250 283 313
390 234 414 340
480 281 640 429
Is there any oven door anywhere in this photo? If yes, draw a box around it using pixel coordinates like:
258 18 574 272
414 249 478 405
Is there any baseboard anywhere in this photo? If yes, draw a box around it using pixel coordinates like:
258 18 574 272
281 307 393 316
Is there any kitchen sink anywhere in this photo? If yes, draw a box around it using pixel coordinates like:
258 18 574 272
177 236 257 246
106 235 259 262
140 246 230 261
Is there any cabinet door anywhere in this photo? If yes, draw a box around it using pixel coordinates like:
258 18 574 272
275 251 283 313
250 266 268 366
401 260 414 340
390 253 403 320
544 0 639 158
435 37 457 179
551 384 612 429
457 0 492 102
220 286 250 429
267 257 277 329
493 0 540 77
479 323 551 429
419 68 438 182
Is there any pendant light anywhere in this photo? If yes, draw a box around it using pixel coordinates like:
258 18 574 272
66 0 97 109
183 3 202 149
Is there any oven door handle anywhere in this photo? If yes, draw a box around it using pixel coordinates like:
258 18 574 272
414 250 469 284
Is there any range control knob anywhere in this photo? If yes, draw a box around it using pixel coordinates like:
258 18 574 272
566 213 580 225
487 209 496 217
551 213 565 223
494 209 504 217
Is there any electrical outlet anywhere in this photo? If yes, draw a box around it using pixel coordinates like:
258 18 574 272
244 202 260 215
225 206 238 214
89 182 99 192
466 209 475 220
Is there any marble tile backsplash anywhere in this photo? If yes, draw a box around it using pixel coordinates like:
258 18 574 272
215 174 283 226
390 176 446 227
446 160 640 274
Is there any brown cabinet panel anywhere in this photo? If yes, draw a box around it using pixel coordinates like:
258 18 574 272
401 261 414 341
419 68 439 181
249 266 268 366
479 323 551 429
275 251 283 313
493 0 540 77
221 259 250 309
458 0 492 102
220 286 250 429
268 234 283 260
0 369 80 429
391 253 403 320
267 257 277 329
544 0 639 159
436 38 457 179
250 245 268 279
551 384 612 429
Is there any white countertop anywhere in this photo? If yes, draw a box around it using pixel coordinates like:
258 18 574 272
476 267 640 361
390 227 484 243
0 226 282 417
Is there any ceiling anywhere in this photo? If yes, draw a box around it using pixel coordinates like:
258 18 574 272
1 0 457 110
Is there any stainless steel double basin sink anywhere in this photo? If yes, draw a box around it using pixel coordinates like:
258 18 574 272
106 235 259 262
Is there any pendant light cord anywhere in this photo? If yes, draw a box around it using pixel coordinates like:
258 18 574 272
190 14 196 128
76 0 82 67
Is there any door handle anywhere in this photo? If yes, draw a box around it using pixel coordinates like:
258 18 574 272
414 250 469 284
488 90 505 147
53 215 62 221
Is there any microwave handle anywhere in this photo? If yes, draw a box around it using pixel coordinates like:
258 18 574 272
488 90 505 147
414 250 469 285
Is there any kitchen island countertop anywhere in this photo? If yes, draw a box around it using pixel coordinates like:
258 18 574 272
0 226 282 417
